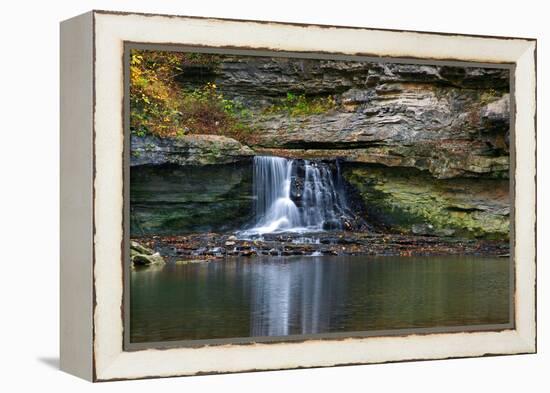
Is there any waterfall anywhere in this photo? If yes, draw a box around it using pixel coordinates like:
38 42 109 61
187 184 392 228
243 156 350 235
251 156 301 234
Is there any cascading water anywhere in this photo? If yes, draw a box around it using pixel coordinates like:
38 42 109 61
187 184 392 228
242 156 351 235
301 158 349 229
250 156 301 234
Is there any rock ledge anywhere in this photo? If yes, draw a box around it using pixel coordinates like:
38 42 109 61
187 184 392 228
131 134 254 166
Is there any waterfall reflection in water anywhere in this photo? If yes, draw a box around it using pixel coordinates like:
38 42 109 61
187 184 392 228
130 256 510 343
249 259 348 336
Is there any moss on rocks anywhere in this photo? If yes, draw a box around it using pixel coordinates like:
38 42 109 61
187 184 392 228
130 240 165 266
343 165 509 240
130 162 253 235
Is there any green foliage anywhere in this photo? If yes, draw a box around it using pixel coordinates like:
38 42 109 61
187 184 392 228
130 50 188 138
130 49 254 142
178 82 256 141
265 92 337 116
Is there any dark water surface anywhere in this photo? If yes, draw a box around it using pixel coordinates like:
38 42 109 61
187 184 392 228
130 256 510 343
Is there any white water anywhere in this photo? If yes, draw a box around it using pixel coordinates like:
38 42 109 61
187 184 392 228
241 156 349 235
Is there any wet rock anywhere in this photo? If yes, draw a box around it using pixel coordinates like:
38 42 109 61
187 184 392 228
192 247 208 255
130 241 165 266
322 220 342 231
207 247 224 255
132 253 165 266
175 259 203 265
130 162 253 235
130 240 153 255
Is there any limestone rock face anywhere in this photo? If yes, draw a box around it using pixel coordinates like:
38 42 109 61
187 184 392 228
175 56 510 179
130 134 254 167
185 57 508 104
343 166 510 240
244 86 509 179
130 163 253 235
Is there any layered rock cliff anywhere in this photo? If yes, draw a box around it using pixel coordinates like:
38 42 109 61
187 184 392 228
131 55 510 240
210 57 510 179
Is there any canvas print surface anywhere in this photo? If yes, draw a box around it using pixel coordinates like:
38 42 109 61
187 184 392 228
128 49 511 344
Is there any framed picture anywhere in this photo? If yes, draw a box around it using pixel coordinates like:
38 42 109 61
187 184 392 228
60 10 537 381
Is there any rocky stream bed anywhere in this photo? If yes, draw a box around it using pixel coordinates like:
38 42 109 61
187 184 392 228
131 231 509 266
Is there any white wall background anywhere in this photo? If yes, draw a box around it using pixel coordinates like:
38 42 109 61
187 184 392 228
0 0 546 390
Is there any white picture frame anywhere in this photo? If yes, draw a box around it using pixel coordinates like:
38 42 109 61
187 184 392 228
60 10 536 381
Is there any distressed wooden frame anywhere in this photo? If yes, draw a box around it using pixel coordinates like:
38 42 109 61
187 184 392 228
60 10 537 382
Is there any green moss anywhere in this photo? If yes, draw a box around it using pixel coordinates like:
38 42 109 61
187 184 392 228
130 163 253 235
344 166 510 240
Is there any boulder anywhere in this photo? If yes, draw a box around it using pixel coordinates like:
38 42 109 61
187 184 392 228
130 240 165 266
130 240 153 255
132 252 165 266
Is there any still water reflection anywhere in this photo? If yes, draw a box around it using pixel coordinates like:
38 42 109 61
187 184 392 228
130 256 510 343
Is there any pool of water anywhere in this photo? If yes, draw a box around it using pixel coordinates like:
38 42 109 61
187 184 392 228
129 255 511 343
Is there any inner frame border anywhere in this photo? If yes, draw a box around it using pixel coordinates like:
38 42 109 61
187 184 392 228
122 42 517 352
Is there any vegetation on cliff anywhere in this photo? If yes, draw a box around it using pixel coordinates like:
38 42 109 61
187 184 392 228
130 50 255 142
264 92 337 116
